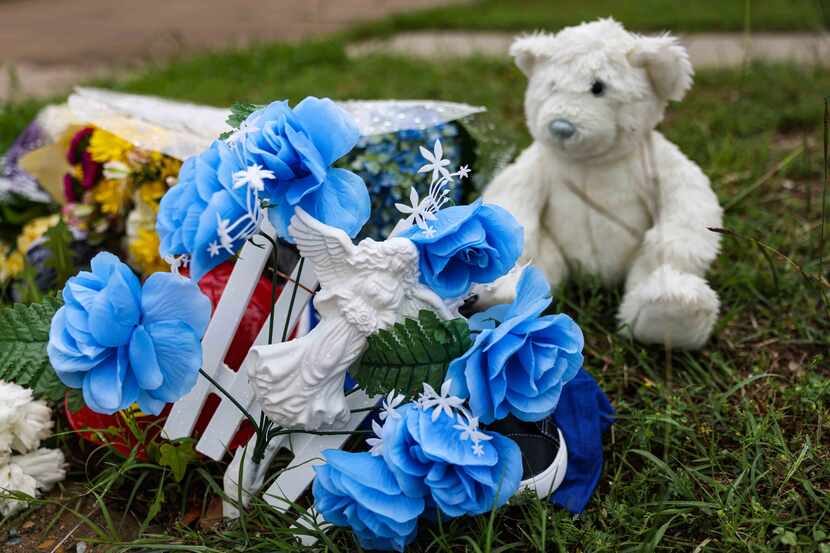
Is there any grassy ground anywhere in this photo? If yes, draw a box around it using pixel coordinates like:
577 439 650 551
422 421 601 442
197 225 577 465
1 20 829 553
349 0 830 36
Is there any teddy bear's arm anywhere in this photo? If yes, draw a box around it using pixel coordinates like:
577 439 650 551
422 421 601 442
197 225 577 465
625 134 723 290
618 133 722 350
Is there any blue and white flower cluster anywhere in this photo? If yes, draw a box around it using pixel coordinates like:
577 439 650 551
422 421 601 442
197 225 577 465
340 124 468 240
313 381 522 552
157 97 370 281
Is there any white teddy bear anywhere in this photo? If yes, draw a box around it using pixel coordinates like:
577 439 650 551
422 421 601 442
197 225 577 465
483 18 723 350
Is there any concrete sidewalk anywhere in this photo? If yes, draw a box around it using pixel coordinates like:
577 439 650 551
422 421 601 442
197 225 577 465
347 30 830 68
0 0 465 101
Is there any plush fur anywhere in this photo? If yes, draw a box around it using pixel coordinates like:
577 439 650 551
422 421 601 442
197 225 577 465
482 19 723 350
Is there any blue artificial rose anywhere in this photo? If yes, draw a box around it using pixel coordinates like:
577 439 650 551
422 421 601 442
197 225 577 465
447 266 583 423
401 199 523 299
232 97 370 243
381 403 522 517
156 98 370 281
157 141 241 280
313 450 424 552
47 252 211 415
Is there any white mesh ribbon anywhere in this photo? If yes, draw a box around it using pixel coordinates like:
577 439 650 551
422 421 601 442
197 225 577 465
67 88 485 161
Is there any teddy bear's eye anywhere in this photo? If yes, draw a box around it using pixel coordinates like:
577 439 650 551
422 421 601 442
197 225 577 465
591 80 606 96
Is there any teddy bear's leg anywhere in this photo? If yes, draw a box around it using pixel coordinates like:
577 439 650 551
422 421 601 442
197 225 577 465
618 264 719 350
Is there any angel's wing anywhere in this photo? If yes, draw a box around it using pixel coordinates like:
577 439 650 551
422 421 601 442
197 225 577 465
288 208 357 289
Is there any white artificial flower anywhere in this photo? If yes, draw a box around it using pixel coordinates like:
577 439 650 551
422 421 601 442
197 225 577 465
206 241 221 258
366 420 385 457
10 448 66 491
0 381 53 454
226 119 260 145
379 390 405 421
472 443 485 457
457 165 471 179
419 380 465 422
0 382 65 517
0 463 37 517
233 164 275 192
418 140 452 183
453 413 481 442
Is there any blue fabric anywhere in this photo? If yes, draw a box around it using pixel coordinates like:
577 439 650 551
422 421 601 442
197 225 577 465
551 368 615 513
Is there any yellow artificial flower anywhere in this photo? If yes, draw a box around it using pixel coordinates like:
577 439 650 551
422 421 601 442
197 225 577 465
0 244 24 284
5 251 24 278
88 129 132 163
138 181 167 213
17 214 60 255
129 228 168 275
93 179 132 215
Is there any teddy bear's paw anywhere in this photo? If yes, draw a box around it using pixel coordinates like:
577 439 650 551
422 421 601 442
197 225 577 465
618 265 719 350
471 270 521 310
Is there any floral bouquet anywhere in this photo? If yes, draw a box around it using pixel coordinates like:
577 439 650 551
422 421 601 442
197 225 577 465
45 94 613 551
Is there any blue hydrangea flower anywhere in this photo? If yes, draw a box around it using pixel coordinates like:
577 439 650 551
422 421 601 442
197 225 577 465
47 252 211 415
339 123 466 240
401 199 523 299
381 402 522 517
313 449 424 552
232 97 370 243
447 266 583 423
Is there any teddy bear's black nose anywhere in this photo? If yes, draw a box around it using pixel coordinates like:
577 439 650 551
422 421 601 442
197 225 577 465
549 118 576 140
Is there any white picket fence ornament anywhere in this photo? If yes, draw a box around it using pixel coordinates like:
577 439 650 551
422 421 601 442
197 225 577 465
161 217 378 524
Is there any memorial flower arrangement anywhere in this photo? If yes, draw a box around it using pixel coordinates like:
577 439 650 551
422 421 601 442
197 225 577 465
39 94 613 551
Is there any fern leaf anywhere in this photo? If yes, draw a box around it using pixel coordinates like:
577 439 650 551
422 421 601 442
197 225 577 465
43 218 75 289
350 310 472 399
0 295 66 401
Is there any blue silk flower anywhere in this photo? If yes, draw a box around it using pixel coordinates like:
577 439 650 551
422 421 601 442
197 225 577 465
402 199 523 299
447 266 584 423
157 97 370 281
47 252 211 415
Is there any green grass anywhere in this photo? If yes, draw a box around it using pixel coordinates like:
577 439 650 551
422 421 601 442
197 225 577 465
1 32 829 553
349 0 830 37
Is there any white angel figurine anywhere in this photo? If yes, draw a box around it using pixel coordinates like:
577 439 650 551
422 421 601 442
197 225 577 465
246 207 454 430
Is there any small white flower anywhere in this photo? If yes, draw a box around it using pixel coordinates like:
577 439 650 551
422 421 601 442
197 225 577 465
163 254 190 275
233 164 275 192
457 165 471 179
419 380 465 422
472 442 485 457
216 215 234 251
422 226 437 238
207 241 221 258
366 419 385 456
379 390 405 421
453 413 480 442
226 119 260 144
418 140 452 183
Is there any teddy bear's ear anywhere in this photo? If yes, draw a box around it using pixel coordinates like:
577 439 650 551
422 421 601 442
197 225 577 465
509 33 557 77
627 34 694 101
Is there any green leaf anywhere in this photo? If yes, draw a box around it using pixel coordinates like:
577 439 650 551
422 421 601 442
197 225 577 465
350 310 472 399
158 439 198 483
218 101 262 139
43 218 75 290
66 388 85 413
0 294 66 401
